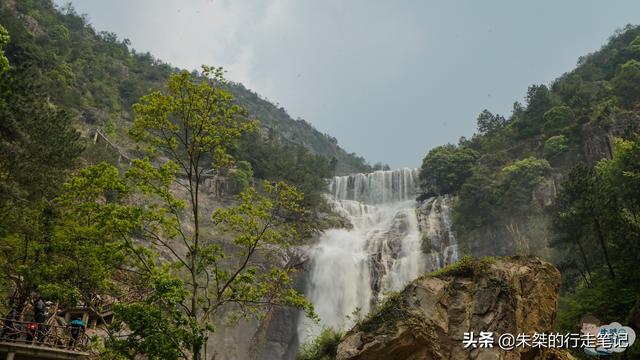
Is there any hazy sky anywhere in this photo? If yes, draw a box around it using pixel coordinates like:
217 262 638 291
57 0 640 168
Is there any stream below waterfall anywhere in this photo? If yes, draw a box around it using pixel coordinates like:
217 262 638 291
297 168 459 342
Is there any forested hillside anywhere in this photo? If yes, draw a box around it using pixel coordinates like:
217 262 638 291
0 1 342 357
0 0 370 177
0 2 375 358
418 25 640 342
3 0 640 358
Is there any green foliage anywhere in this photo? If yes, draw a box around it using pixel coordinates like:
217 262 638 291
476 109 506 135
94 70 315 359
0 6 330 357
0 66 83 203
232 131 336 209
106 267 194 360
296 328 343 360
228 160 253 193
552 138 640 337
499 157 550 215
543 135 569 159
130 67 257 169
418 23 640 344
514 84 552 137
0 25 9 73
558 267 640 333
593 97 619 129
0 0 367 181
446 25 640 261
550 164 618 280
454 167 499 232
357 291 407 333
228 85 371 175
61 161 316 359
612 59 640 107
0 62 84 311
597 138 640 204
429 255 494 278
419 144 478 195
0 160 131 313
487 276 514 299
542 105 575 135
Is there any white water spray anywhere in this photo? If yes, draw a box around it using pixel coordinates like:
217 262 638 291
298 168 458 341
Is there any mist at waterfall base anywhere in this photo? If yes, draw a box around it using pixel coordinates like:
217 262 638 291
297 168 459 342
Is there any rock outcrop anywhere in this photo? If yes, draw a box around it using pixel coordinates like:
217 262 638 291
416 195 459 272
336 257 575 360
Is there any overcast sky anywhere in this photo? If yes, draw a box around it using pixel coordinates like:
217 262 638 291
57 0 640 168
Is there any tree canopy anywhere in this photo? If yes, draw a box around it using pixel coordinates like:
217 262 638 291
419 144 478 195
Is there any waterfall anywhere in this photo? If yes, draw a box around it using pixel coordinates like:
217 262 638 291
298 168 458 341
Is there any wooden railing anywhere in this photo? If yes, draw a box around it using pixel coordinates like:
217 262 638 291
0 318 89 352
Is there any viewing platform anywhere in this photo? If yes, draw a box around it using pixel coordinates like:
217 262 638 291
0 319 89 360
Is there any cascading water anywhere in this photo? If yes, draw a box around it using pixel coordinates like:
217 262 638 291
298 168 459 341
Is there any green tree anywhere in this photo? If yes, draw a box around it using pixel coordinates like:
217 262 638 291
0 65 83 311
476 109 506 135
612 60 640 107
452 166 501 254
543 135 569 159
542 105 575 135
228 160 253 193
232 132 335 209
554 144 640 338
513 85 552 137
87 68 316 359
419 144 478 195
596 138 640 258
550 164 616 280
0 66 83 204
0 163 126 314
498 157 550 216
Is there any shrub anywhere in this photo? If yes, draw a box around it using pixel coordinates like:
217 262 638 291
229 160 253 193
543 135 569 159
612 60 640 107
419 144 478 195
429 255 495 278
499 157 551 215
357 291 408 333
297 328 343 360
542 105 575 135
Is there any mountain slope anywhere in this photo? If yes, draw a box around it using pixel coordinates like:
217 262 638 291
415 24 640 345
0 0 370 175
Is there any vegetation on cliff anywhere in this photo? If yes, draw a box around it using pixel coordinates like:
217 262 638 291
1 25 319 356
296 328 343 360
417 25 640 348
0 0 371 181
0 1 355 357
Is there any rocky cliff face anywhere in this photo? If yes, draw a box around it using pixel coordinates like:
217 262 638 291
416 196 459 273
336 257 574 360
208 247 308 360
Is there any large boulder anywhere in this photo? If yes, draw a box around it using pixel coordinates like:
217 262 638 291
336 256 575 360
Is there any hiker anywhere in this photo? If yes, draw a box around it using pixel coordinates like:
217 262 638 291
33 298 46 323
68 318 86 349
33 298 47 343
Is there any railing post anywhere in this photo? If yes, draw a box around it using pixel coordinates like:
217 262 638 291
6 351 15 360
